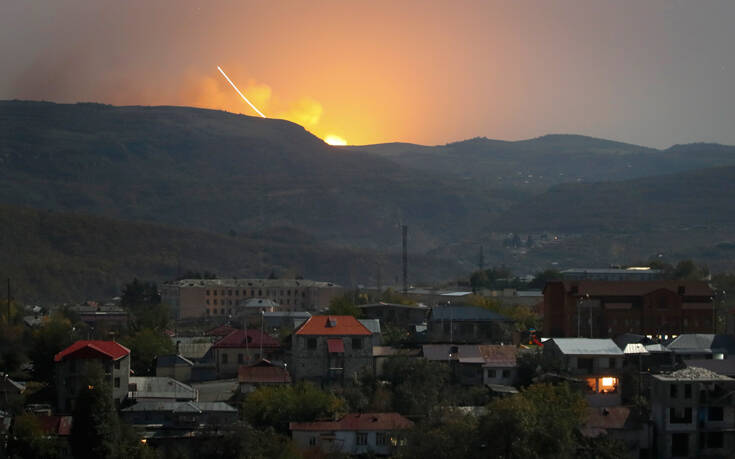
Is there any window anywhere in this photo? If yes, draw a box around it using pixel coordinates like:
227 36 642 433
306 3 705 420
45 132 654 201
307 338 317 349
213 290 217 296
356 433 368 446
352 338 363 350
376 432 388 446
669 407 692 424
671 433 689 456
708 406 724 422
670 384 678 398
222 353 228 364
214 299 218 305
114 360 121 370
684 384 691 399
228 290 232 296
206 299 209 305
486 369 496 378
309 437 316 446
114 377 120 388
502 369 511 378
577 358 593 371
707 431 724 449
609 358 616 369
206 290 210 295
206 308 210 315
238 353 244 364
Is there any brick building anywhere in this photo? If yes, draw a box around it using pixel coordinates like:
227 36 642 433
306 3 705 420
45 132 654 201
543 281 713 338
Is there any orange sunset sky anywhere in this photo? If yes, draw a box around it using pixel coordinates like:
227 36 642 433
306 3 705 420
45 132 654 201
2 0 734 147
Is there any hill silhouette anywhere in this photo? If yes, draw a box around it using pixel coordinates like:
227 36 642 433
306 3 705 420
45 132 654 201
0 204 462 304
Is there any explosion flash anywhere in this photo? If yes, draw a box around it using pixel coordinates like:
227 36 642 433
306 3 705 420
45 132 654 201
216 66 266 118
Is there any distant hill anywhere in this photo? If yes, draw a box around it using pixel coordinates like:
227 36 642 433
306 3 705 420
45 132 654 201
0 204 463 304
495 165 735 233
351 134 735 193
0 100 497 252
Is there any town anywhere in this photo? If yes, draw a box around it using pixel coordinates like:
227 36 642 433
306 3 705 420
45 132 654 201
2 263 735 458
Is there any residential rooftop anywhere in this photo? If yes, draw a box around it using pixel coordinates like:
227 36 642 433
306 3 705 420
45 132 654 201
295 315 371 336
653 366 734 381
290 412 414 432
54 340 130 362
548 338 623 356
166 278 340 288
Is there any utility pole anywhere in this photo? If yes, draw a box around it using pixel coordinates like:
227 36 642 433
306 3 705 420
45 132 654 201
6 278 10 323
402 225 408 295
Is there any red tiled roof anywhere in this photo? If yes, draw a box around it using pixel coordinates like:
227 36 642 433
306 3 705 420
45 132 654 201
54 340 130 362
549 280 712 297
327 338 345 354
238 360 291 384
290 413 414 432
35 415 73 436
212 329 281 349
294 315 371 336
205 325 238 337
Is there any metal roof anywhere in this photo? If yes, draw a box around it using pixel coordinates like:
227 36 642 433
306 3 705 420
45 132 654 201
122 401 236 413
128 377 197 400
623 343 649 354
667 334 735 353
549 338 623 356
430 306 511 322
653 367 734 381
358 319 381 334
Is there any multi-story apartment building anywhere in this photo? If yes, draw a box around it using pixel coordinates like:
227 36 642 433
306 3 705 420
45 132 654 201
543 281 713 338
161 278 344 319
648 367 735 458
290 315 373 384
54 340 131 412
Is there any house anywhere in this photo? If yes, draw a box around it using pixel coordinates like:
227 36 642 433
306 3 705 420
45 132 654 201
290 412 413 456
263 311 311 332
210 329 282 378
54 340 131 412
420 344 519 387
68 303 128 329
357 303 430 328
238 359 291 393
543 338 624 407
427 305 513 344
479 345 519 386
290 315 373 384
359 319 383 347
120 401 238 440
682 358 735 378
543 280 713 338
666 334 735 362
155 354 195 382
127 376 198 402
647 367 735 458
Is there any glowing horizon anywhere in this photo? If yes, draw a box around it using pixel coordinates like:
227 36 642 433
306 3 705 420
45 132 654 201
324 135 347 146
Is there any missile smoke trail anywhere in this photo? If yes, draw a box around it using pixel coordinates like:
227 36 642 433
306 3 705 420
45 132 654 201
217 66 266 118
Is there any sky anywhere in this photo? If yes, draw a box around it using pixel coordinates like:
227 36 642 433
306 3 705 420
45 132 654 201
1 0 734 148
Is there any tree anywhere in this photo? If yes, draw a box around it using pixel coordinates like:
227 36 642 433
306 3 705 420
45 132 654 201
382 357 451 416
399 411 480 459
327 293 363 318
7 414 66 459
478 383 587 458
70 366 121 459
121 278 169 331
527 269 562 289
29 312 76 383
242 382 345 433
120 328 175 376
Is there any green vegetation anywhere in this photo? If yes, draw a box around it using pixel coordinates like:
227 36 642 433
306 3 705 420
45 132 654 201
242 382 346 433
